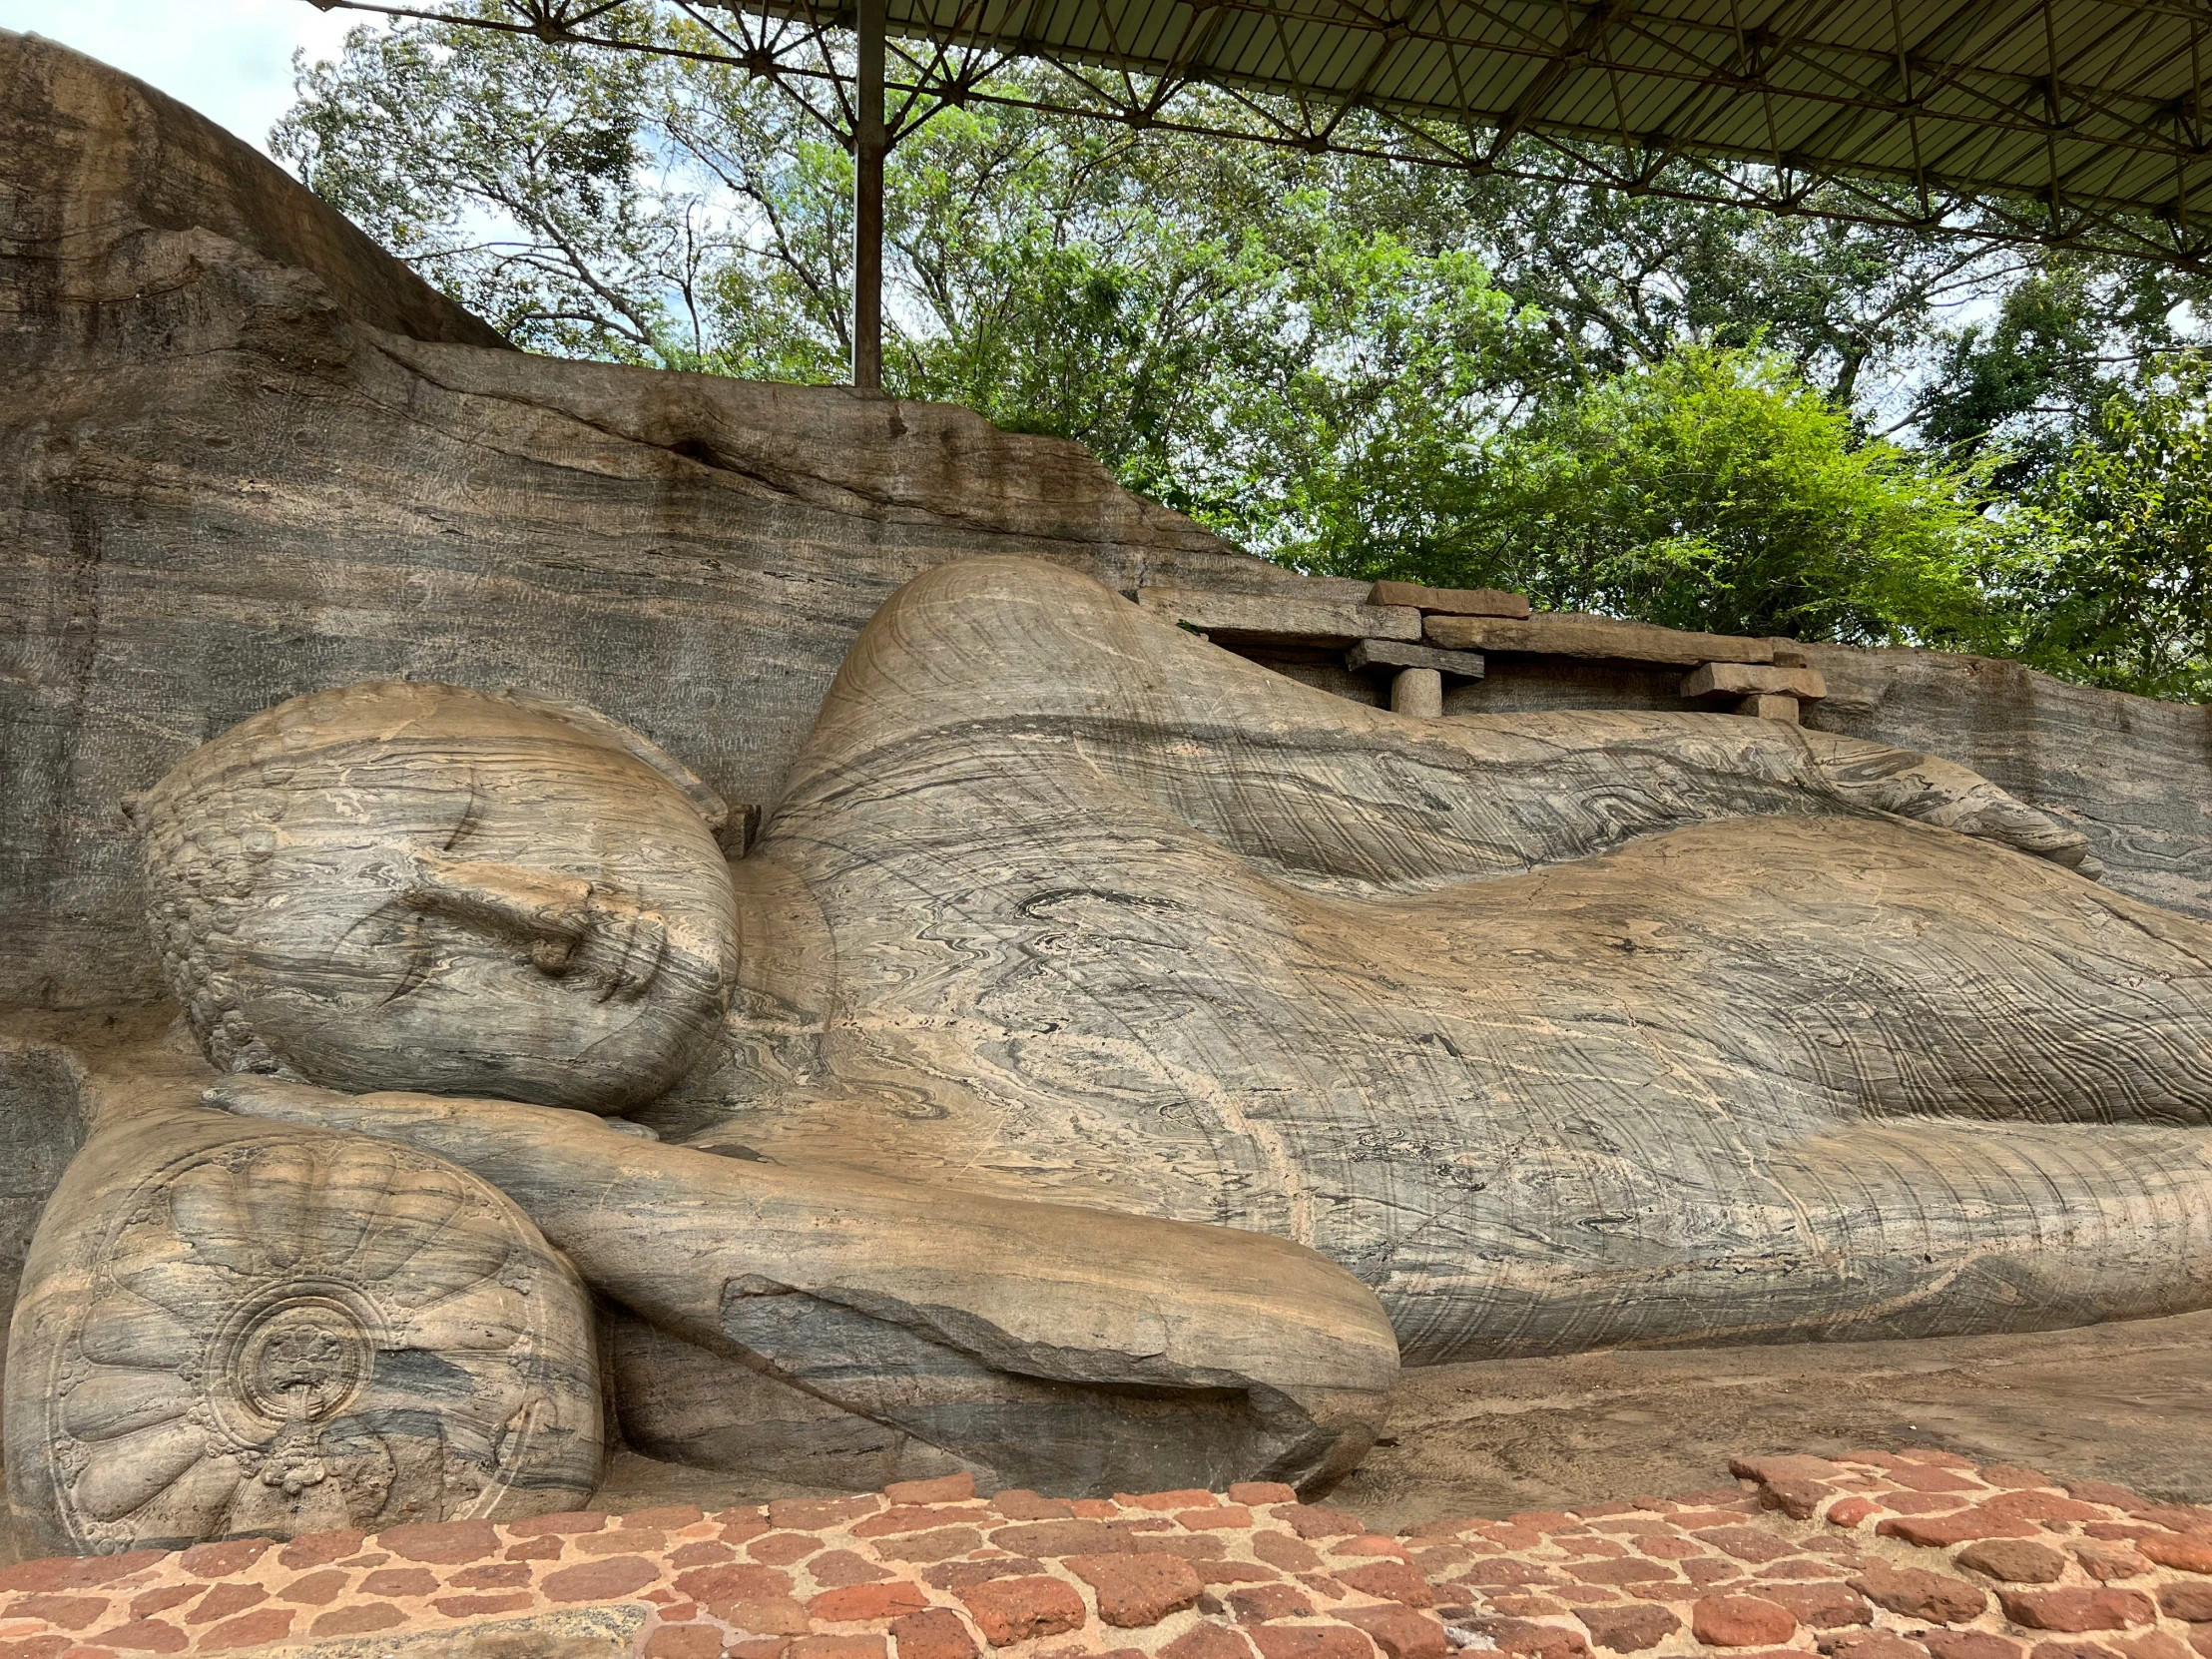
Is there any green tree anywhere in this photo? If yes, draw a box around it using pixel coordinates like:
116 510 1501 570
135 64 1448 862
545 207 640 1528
273 6 2212 695
1981 357 2212 700
1913 257 2212 489
1331 156 2056 414
1300 343 1995 646
275 11 697 362
276 14 1539 535
874 102 1327 518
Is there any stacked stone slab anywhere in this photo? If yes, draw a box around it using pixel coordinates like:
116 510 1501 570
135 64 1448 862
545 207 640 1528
1136 582 1838 725
1375 585 1831 726
1134 580 1845 725
0 1452 2205 1659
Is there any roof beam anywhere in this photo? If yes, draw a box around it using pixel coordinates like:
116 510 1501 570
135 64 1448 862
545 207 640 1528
297 0 2212 267
1484 0 1641 162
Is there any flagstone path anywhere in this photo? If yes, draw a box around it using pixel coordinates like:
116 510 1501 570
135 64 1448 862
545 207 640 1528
1 1449 2207 1659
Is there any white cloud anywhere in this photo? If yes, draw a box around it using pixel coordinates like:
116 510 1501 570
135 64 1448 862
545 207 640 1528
0 0 369 161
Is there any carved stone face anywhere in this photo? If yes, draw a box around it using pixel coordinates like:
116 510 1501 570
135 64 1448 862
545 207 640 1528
141 684 739 1112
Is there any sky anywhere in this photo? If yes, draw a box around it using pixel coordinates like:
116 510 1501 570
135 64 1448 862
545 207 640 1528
0 0 366 160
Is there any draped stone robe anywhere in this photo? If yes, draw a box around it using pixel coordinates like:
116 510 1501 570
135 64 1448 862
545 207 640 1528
653 557 2212 1365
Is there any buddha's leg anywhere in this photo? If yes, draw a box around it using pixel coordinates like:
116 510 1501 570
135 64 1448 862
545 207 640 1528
1640 1119 2212 1348
1372 1118 2212 1360
1455 814 2212 1133
1335 813 2212 1359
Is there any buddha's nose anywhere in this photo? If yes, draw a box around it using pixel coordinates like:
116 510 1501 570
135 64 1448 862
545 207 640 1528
399 853 593 974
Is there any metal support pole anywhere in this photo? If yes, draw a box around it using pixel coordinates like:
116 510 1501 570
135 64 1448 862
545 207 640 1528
852 0 886 390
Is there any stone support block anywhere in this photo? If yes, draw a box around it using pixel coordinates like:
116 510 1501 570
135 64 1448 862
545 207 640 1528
1368 580 1532 619
1391 669 1444 718
1682 662 1829 701
1424 614 1775 666
1136 588 1421 646
1736 695 1802 724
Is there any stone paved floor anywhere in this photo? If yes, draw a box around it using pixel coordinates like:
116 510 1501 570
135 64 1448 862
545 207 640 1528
1331 1313 2212 1527
1 1450 2208 1659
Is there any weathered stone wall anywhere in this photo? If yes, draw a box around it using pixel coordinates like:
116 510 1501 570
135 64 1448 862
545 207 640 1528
0 27 503 353
3 28 2208 1015
0 31 1303 1011
0 1040 85 1320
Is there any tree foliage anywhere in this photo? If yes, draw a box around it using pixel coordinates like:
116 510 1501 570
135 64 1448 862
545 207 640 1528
1979 357 2212 702
278 15 681 360
274 8 2212 701
1309 345 1993 645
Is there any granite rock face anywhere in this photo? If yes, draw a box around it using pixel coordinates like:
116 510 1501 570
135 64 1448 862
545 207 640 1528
0 1041 89 1325
0 28 1291 1015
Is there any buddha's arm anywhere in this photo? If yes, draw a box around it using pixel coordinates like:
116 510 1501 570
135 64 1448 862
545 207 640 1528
205 1075 1397 1489
787 558 2092 897
1794 727 2097 867
1085 708 2096 895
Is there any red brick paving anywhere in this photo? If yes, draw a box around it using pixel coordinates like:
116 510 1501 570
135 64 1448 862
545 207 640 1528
0 1453 2207 1657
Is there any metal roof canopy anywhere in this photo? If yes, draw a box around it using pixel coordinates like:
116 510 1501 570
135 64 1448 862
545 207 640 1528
309 0 2212 383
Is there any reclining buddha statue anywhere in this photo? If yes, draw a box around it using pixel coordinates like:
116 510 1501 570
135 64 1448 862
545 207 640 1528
13 554 2211 1551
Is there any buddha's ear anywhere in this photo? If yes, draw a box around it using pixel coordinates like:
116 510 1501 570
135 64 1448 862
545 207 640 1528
495 687 736 844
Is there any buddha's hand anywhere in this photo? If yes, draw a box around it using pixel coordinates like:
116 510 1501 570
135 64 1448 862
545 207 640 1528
1799 729 2101 876
207 1073 450 1130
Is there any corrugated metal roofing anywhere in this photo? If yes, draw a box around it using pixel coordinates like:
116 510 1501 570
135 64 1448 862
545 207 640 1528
332 0 2212 262
723 0 2212 261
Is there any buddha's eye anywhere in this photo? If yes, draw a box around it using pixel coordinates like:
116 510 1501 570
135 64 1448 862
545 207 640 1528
442 774 485 852
330 902 437 1007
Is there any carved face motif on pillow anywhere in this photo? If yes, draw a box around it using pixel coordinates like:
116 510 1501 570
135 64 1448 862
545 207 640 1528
138 682 739 1113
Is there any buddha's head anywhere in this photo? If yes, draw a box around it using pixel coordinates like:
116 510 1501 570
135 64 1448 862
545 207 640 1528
135 682 740 1113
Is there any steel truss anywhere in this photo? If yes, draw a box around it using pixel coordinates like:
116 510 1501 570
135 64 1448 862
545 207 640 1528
301 0 2212 271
